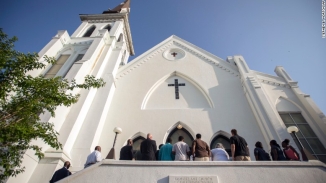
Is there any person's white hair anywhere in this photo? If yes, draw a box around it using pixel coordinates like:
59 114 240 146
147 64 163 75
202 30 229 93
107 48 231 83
215 143 224 149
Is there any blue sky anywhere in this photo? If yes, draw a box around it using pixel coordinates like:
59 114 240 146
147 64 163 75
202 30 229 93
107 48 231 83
1 0 325 113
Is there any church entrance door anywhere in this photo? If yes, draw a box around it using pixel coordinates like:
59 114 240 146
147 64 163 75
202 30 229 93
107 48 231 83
210 135 231 156
167 127 194 148
132 136 145 160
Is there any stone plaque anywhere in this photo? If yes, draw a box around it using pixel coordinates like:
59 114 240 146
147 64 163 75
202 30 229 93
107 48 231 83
169 175 218 183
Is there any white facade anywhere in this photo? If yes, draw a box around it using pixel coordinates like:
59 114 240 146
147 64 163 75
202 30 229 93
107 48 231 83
7 1 326 183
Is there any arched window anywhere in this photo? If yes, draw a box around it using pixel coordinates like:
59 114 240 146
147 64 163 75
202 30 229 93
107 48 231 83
117 33 123 42
83 25 96 37
132 136 145 160
279 113 326 163
167 127 194 147
103 24 111 32
132 136 145 151
210 135 231 156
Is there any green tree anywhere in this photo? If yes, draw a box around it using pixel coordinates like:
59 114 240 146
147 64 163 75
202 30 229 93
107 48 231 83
0 29 105 182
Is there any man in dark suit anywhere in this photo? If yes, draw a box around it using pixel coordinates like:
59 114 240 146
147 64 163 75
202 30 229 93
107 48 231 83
140 133 157 160
120 139 134 160
49 161 71 183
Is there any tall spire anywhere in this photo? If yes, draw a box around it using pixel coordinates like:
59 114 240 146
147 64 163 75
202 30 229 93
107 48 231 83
103 0 130 14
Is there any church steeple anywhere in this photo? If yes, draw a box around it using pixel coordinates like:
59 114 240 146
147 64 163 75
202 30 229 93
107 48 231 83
76 0 134 56
103 0 130 14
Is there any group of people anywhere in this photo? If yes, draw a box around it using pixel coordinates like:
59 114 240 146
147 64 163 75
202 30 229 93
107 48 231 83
254 139 300 161
120 129 301 162
50 129 301 182
120 133 214 161
120 130 236 161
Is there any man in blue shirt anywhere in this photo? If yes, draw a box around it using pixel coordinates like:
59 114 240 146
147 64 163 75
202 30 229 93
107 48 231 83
159 137 174 161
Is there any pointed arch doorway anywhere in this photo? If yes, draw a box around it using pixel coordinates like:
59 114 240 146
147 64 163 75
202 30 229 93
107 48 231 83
132 136 145 151
210 135 231 156
132 136 145 160
167 125 194 147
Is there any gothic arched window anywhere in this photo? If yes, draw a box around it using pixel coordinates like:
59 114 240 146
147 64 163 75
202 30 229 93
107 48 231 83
117 33 123 42
103 24 111 32
83 25 96 37
132 136 145 160
210 135 231 156
132 136 145 151
167 127 194 147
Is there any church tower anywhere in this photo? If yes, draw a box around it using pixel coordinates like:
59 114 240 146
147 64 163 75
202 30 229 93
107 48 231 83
7 1 134 183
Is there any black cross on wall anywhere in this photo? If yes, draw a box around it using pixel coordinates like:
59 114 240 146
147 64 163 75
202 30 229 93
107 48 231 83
168 79 185 99
171 52 178 57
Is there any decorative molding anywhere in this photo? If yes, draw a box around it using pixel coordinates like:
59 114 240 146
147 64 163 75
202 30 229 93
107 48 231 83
43 149 71 162
254 71 285 81
259 79 289 88
116 42 173 79
248 76 261 88
80 14 126 22
56 41 92 56
288 81 298 88
86 19 124 23
163 48 186 61
115 38 240 80
172 40 238 76
66 40 93 46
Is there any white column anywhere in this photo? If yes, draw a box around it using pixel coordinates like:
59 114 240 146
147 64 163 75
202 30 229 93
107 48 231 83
71 21 88 38
60 30 111 155
69 34 124 168
234 56 292 145
110 21 123 38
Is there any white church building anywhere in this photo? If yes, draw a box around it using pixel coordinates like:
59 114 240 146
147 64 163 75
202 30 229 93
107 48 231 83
7 1 326 183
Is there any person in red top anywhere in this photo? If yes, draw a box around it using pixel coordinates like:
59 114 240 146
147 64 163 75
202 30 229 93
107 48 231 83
282 139 300 161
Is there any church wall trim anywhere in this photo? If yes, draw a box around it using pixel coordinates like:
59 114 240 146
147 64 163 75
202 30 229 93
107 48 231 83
117 36 239 80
